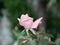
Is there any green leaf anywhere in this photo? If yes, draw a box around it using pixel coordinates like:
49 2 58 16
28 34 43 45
30 29 36 35
26 40 37 45
20 29 26 35
26 29 29 36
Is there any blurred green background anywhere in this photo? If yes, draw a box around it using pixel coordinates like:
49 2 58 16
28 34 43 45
0 0 60 43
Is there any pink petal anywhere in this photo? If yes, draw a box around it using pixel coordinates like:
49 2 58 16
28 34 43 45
32 17 43 29
23 20 33 28
21 14 28 19
20 14 33 22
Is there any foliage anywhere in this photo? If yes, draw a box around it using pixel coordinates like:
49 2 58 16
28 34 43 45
55 38 60 45
14 27 54 45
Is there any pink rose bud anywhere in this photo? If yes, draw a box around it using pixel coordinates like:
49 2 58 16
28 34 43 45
17 14 43 29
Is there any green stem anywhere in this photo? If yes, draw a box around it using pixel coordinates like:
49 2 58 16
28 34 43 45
26 29 29 37
30 29 36 35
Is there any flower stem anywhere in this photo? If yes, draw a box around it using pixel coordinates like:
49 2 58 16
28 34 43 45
26 29 29 37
